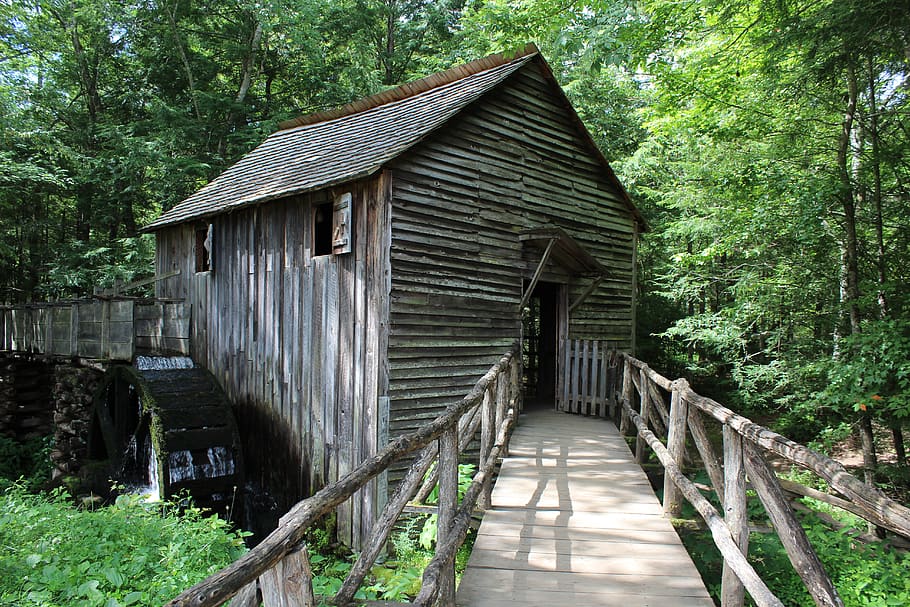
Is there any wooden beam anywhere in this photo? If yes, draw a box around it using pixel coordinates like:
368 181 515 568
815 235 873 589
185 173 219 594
518 237 556 311
567 276 603 313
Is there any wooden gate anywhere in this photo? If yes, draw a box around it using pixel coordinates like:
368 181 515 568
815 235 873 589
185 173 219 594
556 339 619 417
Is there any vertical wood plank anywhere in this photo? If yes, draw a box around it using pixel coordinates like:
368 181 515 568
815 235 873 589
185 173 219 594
721 425 748 607
590 340 599 416
559 337 571 412
598 344 609 418
575 339 590 413
570 339 581 413
663 380 688 518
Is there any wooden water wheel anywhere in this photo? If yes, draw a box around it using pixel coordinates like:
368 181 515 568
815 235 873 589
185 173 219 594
89 362 243 510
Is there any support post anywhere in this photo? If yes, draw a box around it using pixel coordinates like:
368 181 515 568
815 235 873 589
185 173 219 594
619 358 633 436
479 385 495 510
437 427 459 607
663 379 689 518
721 425 748 607
496 369 510 456
635 366 651 464
258 542 315 607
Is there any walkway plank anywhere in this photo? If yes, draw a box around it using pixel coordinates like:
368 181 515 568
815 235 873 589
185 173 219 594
456 409 714 607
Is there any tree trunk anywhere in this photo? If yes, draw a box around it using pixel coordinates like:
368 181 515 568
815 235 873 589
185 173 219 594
893 425 907 468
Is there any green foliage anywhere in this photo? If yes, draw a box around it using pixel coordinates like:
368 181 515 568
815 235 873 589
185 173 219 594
0 485 248 606
419 462 475 549
0 434 54 492
815 320 910 423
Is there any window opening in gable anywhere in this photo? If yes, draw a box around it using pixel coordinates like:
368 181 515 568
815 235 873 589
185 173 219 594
195 224 212 272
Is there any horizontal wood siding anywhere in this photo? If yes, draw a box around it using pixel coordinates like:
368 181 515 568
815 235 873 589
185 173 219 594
153 174 391 548
387 64 636 446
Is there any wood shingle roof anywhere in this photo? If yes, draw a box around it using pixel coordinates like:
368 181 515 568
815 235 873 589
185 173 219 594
145 44 643 231
145 49 539 230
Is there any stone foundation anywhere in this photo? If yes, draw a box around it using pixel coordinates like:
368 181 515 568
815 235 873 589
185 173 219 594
50 363 103 479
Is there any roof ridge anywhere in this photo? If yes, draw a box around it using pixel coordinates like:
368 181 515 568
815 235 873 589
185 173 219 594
276 43 540 131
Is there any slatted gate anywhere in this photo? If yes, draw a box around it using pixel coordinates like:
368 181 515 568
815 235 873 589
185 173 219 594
556 339 620 417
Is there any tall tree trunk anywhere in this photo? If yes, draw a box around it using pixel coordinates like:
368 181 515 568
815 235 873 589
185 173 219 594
837 60 878 493
165 0 202 121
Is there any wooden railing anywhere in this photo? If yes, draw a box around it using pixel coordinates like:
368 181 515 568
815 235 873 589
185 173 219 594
616 353 910 607
164 345 521 607
0 297 189 360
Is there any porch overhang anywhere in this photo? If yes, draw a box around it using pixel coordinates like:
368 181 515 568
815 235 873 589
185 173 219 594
518 227 609 311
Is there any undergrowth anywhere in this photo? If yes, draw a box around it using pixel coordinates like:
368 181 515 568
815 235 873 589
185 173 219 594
0 483 249 606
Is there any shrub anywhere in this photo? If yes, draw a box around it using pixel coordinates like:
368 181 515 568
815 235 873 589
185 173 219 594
0 485 248 606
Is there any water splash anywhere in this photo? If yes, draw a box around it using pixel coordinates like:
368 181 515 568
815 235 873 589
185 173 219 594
134 356 195 371
167 446 235 484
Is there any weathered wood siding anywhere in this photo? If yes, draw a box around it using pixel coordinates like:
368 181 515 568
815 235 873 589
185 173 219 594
386 63 637 441
154 174 391 548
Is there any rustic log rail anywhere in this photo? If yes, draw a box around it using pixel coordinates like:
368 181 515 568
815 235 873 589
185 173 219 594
615 351 910 607
164 344 521 607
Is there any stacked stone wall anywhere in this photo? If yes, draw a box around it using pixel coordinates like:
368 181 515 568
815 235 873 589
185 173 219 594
50 364 103 479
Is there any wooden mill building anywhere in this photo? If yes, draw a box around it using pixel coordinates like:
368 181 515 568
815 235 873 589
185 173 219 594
143 44 644 547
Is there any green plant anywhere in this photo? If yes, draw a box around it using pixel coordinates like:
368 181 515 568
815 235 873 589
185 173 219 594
419 463 476 549
0 483 248 606
0 434 53 492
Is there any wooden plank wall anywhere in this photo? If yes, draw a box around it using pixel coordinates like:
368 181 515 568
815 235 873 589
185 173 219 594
153 174 391 549
386 63 636 450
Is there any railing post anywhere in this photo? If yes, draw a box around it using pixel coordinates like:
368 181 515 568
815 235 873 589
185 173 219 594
663 379 689 518
510 354 521 414
479 385 495 510
437 427 459 607
619 357 633 436
496 368 510 456
635 366 651 464
721 425 748 607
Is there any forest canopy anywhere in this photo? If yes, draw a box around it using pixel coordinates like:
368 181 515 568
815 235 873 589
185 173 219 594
2 0 909 465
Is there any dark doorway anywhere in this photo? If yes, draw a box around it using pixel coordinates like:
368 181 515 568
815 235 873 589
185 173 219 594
522 282 563 409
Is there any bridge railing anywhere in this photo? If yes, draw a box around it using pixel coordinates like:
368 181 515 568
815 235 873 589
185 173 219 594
0 298 190 360
164 344 522 607
616 352 910 607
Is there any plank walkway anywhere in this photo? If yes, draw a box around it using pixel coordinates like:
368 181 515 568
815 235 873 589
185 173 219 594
456 408 714 607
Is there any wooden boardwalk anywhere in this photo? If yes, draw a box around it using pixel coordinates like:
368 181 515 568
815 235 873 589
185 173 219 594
456 408 714 607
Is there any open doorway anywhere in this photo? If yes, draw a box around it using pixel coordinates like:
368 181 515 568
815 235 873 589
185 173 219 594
522 281 565 410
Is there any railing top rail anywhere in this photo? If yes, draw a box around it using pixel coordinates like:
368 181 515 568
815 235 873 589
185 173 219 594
164 344 519 607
